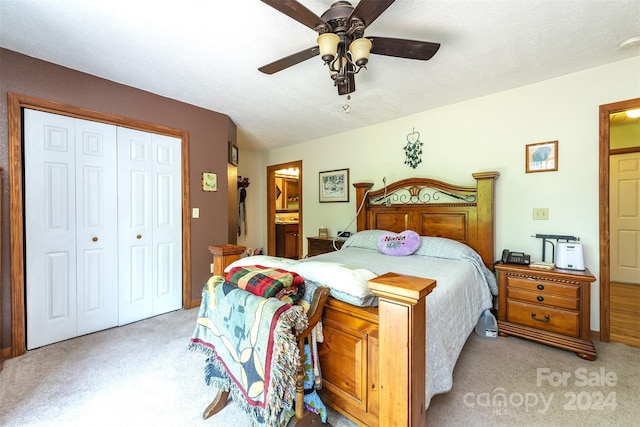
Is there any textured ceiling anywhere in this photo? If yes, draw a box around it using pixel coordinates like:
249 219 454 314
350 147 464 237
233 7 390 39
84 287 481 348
1 0 639 151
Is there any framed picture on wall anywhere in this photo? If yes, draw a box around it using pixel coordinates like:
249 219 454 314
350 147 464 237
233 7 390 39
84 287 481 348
201 172 217 192
319 168 349 203
228 141 238 166
526 140 558 173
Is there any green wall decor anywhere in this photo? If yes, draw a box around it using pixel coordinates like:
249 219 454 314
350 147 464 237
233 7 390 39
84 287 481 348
403 128 423 169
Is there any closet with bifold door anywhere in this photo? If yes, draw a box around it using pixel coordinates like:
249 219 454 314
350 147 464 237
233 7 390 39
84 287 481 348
24 109 182 350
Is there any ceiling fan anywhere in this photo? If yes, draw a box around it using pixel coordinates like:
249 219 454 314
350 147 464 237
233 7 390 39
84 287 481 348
258 0 441 96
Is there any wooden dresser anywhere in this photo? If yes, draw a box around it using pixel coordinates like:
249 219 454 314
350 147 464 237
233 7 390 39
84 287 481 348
495 263 597 360
307 236 346 256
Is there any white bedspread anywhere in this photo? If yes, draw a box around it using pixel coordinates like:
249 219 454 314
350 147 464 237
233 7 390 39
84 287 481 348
304 247 494 408
224 236 496 409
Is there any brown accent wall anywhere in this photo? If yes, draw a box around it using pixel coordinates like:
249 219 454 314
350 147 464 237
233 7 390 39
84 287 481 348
0 48 236 351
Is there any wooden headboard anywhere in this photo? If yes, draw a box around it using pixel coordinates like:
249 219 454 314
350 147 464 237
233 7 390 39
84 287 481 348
354 171 499 268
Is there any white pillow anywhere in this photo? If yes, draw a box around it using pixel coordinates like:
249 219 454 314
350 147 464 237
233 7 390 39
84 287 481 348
289 261 377 299
342 230 388 250
223 255 297 273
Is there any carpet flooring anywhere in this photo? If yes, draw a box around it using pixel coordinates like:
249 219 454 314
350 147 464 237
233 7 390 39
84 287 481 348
1 307 638 426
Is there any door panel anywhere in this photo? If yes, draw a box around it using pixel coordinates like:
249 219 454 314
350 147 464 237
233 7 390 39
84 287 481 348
151 134 182 315
118 128 154 324
610 153 640 284
25 110 78 349
75 118 118 335
117 130 181 323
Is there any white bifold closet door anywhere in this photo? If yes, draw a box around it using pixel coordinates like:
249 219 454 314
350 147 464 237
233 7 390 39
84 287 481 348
117 127 182 325
25 110 118 349
24 109 182 350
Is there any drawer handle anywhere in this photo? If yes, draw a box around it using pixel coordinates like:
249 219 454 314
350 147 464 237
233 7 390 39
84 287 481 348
531 312 550 323
537 284 544 290
537 296 544 302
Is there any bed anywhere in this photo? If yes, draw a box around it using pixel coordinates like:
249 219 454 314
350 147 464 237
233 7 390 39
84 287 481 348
210 171 499 426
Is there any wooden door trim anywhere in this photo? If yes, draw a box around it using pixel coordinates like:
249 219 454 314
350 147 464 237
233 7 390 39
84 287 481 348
7 93 191 358
599 97 640 342
267 161 302 258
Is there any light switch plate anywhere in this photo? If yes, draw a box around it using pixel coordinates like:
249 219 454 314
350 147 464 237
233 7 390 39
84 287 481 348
192 207 200 218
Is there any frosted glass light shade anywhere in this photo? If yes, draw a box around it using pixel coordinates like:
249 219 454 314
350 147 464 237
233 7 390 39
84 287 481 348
317 33 340 62
349 37 372 66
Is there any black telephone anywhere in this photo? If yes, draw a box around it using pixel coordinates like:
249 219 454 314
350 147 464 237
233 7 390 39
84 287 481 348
501 249 531 265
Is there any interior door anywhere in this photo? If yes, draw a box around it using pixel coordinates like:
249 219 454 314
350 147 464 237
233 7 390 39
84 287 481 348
74 118 119 335
610 152 640 283
25 109 118 349
117 128 182 324
149 133 183 315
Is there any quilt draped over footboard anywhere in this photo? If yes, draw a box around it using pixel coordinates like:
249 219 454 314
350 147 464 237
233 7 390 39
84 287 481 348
188 275 308 426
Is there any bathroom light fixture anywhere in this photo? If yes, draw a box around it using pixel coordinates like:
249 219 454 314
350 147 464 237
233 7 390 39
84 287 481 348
626 109 640 119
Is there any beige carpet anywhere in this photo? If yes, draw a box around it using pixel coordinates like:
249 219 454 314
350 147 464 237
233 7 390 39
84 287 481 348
0 307 638 426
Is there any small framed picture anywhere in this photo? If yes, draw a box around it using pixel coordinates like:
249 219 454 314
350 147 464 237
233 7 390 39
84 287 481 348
526 141 558 173
228 141 238 166
319 168 349 203
202 172 217 192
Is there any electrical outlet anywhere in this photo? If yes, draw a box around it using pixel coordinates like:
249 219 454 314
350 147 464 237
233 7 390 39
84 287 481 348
533 208 549 220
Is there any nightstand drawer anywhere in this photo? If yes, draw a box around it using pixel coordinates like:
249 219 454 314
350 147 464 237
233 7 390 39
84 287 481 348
307 236 346 256
507 287 579 310
507 276 579 298
507 300 579 337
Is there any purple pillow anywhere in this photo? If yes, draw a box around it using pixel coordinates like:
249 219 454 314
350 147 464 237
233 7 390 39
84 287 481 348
377 230 421 256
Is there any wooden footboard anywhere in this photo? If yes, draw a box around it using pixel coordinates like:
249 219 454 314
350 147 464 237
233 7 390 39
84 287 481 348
318 298 380 426
319 273 436 427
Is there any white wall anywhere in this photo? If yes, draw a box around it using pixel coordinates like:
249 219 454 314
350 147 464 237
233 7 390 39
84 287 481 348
243 56 640 330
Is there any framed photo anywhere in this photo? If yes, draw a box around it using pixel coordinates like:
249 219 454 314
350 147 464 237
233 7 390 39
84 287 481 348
526 141 558 173
228 141 238 166
319 168 349 203
201 172 217 192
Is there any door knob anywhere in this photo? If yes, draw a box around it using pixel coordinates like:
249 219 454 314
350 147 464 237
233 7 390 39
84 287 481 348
137 234 142 239
92 237 98 242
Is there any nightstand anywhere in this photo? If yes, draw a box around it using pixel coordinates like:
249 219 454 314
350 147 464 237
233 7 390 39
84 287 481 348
307 236 347 256
495 263 597 360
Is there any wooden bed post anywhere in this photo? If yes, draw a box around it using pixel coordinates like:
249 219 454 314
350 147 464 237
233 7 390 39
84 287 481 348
354 182 374 231
209 244 246 276
368 273 437 427
472 171 499 268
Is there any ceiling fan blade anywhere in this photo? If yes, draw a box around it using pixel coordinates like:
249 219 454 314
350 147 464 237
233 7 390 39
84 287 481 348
259 47 319 74
349 0 395 27
369 37 440 61
261 0 328 31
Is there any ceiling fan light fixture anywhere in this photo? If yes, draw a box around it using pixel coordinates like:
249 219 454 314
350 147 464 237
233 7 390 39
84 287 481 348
349 37 372 67
329 56 346 79
317 33 340 62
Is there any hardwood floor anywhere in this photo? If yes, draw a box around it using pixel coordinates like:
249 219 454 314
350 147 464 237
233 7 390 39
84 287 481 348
610 281 640 347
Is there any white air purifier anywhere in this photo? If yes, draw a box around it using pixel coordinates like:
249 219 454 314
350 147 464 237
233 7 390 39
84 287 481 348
556 242 585 270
